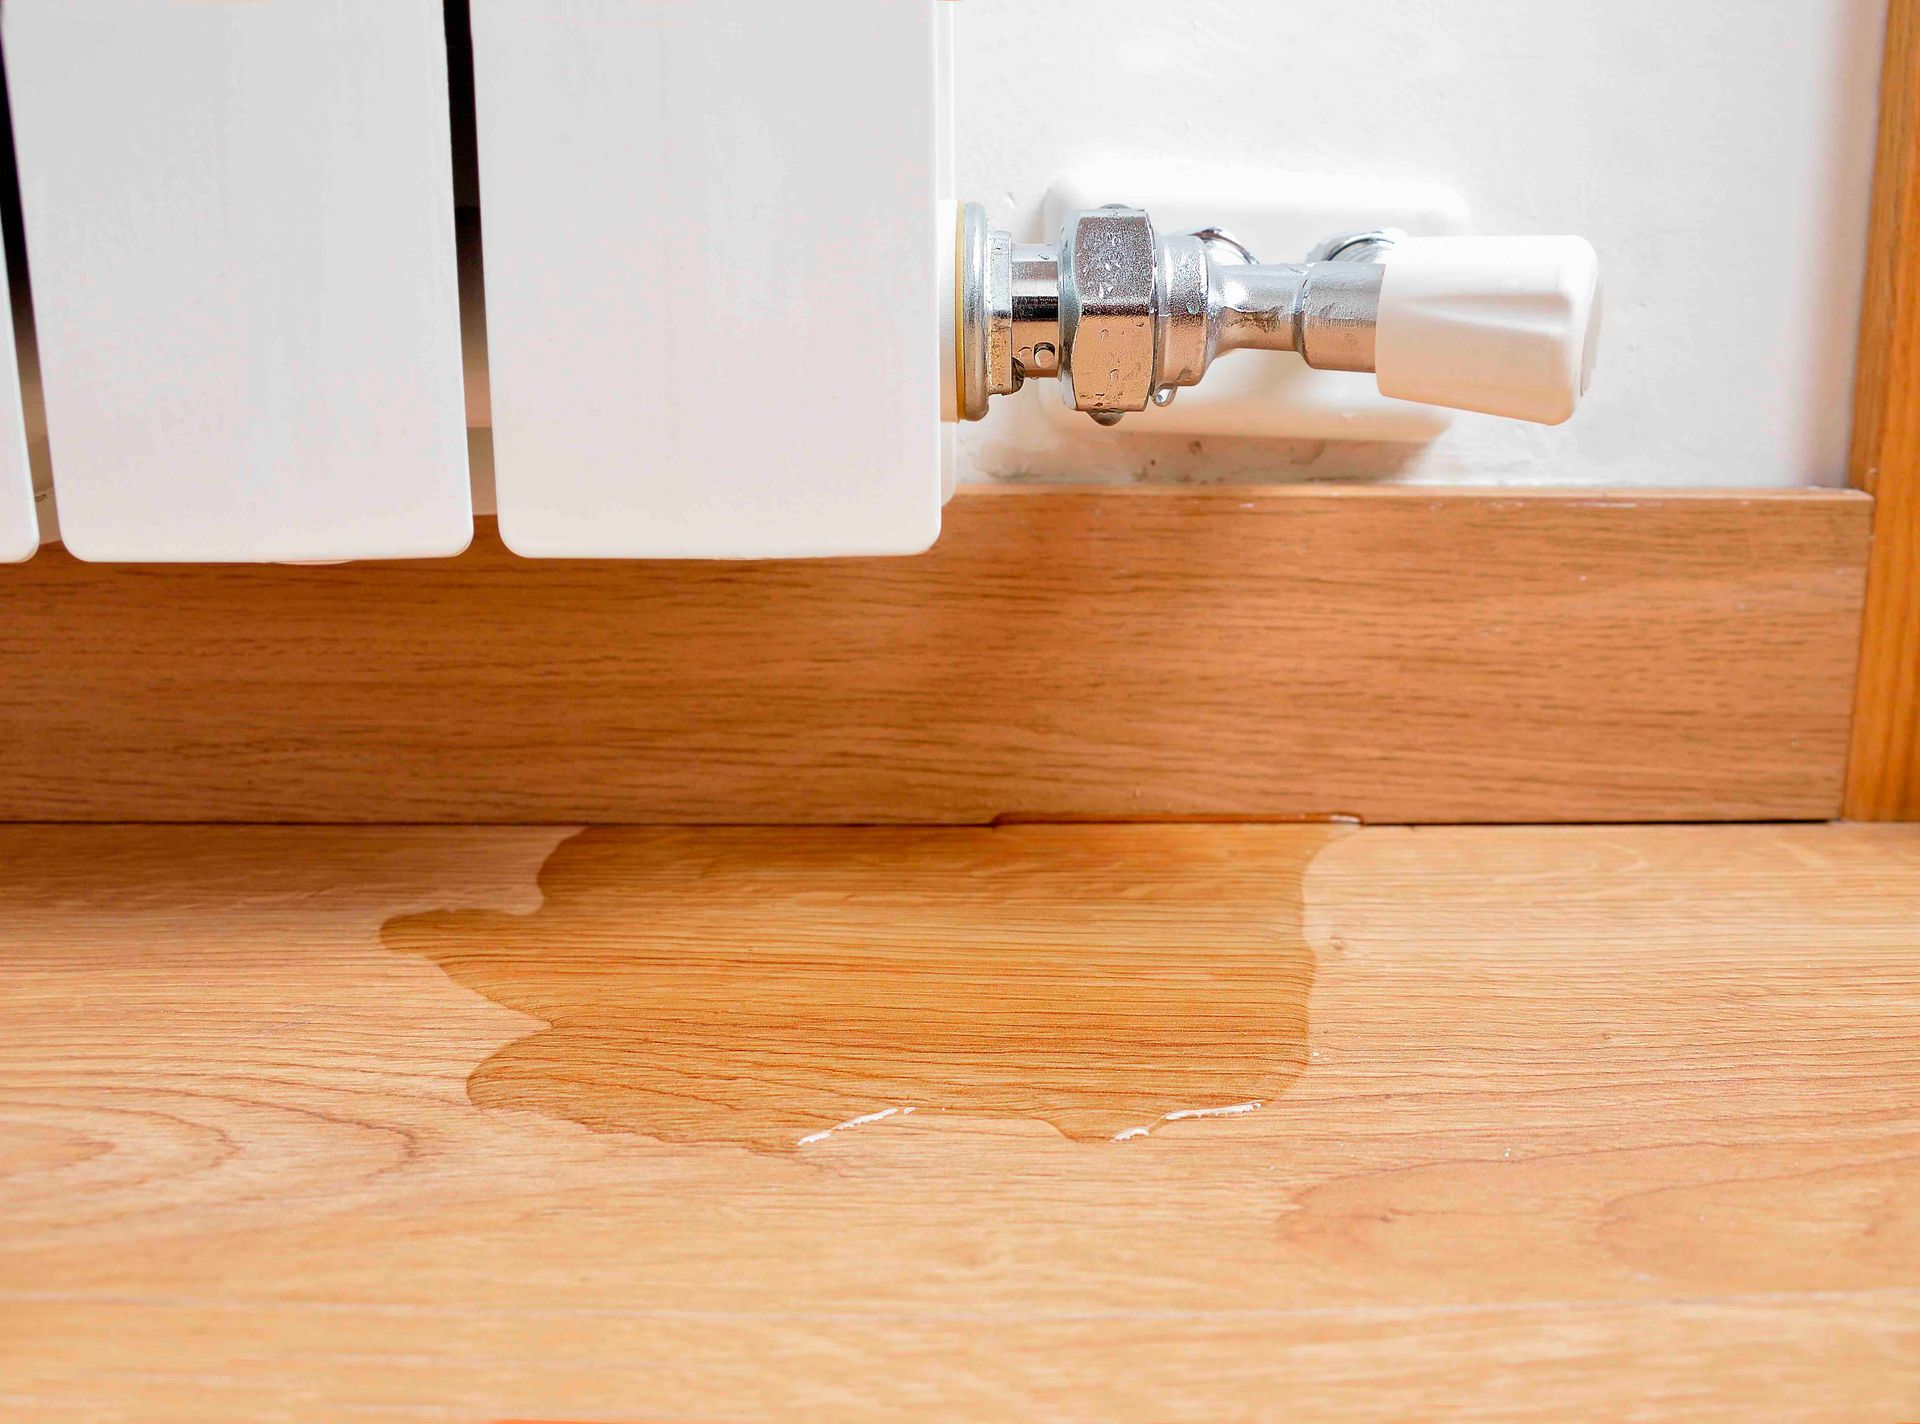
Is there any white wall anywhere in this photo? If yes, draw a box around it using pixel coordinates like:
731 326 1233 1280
954 0 1887 488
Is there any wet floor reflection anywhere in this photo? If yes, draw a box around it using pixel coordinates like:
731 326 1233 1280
384 825 1335 1153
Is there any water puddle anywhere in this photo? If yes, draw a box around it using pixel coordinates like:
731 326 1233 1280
383 825 1337 1153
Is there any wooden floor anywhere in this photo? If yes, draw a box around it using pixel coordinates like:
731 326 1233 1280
3 822 1918 1422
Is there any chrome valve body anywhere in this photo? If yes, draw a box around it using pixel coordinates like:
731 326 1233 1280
955 201 1398 425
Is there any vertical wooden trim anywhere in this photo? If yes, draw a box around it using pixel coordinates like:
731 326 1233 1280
1847 0 1920 818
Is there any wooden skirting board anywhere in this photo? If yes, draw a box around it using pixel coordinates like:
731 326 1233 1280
0 485 1869 824
3 821 1917 1420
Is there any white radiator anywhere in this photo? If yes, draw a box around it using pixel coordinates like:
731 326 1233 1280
0 0 951 564
0 2 1599 566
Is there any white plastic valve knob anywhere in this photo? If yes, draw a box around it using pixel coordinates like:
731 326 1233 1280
1374 236 1602 425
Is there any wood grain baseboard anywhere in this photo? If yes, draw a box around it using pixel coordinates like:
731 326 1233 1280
0 485 1870 824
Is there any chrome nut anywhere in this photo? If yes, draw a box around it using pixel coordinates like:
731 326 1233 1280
1154 231 1211 393
985 228 1017 397
1057 206 1157 414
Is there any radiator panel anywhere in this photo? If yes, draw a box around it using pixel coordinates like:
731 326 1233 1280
3 0 472 562
469 0 946 558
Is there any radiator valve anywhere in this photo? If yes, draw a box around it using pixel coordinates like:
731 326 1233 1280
947 202 1601 428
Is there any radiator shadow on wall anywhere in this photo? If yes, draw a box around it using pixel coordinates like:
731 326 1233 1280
444 0 495 513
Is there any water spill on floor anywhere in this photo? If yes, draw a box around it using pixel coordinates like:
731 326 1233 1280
382 824 1339 1153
